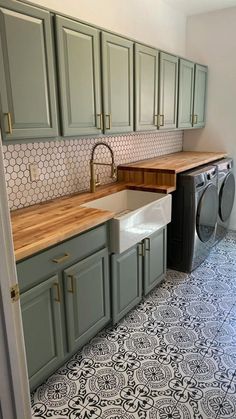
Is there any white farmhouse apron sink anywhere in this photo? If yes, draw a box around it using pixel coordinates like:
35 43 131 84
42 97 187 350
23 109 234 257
82 189 172 253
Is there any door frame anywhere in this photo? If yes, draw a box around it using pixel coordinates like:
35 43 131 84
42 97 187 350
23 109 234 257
0 130 32 419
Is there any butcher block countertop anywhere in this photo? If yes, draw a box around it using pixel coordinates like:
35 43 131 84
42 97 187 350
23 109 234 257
11 151 226 262
11 182 127 262
118 151 227 173
117 151 226 193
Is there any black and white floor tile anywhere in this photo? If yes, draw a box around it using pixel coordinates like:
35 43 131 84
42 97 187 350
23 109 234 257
31 232 236 418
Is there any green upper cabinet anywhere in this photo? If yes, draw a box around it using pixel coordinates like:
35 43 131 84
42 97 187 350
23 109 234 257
0 0 58 140
178 59 195 129
135 44 159 131
159 52 179 130
55 16 102 136
193 64 207 128
102 32 133 134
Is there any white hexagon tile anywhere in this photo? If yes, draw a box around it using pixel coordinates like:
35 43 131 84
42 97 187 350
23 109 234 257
2 131 183 210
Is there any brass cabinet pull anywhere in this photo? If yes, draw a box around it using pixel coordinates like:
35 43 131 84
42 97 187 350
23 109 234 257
52 252 70 264
138 242 144 257
105 114 111 130
53 282 61 303
145 238 150 252
154 114 158 127
192 114 198 125
67 274 75 294
5 112 12 134
97 113 103 130
159 114 164 127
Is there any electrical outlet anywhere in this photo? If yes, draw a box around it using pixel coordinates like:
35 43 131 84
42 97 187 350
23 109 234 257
29 164 39 182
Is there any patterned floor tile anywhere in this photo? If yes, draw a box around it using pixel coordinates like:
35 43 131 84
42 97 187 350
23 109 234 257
149 398 193 419
31 233 236 419
227 304 236 320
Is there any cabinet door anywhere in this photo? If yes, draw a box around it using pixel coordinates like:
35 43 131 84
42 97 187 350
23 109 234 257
143 228 166 296
193 64 208 128
178 59 195 129
0 1 58 140
56 16 102 136
102 32 133 134
64 248 110 352
20 275 64 390
135 44 159 131
159 52 179 130
111 244 142 324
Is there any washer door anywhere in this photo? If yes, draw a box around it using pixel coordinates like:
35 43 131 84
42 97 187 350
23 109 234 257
219 172 235 222
196 183 218 242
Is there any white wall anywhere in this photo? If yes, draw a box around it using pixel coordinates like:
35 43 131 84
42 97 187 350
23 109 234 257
29 0 186 56
183 7 236 229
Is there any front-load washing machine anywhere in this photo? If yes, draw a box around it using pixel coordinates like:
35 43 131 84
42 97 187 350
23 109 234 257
213 158 235 244
167 165 218 272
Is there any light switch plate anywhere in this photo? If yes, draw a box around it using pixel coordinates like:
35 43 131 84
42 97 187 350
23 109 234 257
29 164 39 182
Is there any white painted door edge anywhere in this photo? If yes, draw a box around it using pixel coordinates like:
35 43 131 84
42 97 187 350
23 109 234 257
0 130 31 419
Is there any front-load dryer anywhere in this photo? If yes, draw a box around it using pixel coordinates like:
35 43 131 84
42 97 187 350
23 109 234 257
213 158 235 244
167 165 218 272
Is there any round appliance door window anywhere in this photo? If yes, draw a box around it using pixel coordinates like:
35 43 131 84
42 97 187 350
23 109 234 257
219 172 235 222
196 183 218 242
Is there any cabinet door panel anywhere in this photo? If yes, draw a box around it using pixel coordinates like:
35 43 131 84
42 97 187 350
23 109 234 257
135 44 158 131
102 32 133 134
111 244 142 324
193 64 207 128
159 52 178 130
144 228 166 296
0 2 58 140
20 275 64 390
178 59 195 128
56 16 102 136
64 248 110 352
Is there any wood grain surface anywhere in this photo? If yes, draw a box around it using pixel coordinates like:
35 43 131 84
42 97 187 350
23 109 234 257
11 151 226 261
118 151 227 173
11 183 126 261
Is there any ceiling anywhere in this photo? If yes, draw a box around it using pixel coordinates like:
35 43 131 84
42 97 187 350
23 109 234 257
164 0 236 15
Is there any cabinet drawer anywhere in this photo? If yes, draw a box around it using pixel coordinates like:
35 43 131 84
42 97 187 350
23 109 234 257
17 224 107 292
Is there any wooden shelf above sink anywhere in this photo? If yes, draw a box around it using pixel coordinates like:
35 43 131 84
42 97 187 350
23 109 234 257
118 151 227 193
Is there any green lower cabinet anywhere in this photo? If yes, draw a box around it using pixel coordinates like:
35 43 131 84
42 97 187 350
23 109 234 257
111 244 143 324
64 248 110 352
143 228 167 296
20 275 64 390
111 228 167 323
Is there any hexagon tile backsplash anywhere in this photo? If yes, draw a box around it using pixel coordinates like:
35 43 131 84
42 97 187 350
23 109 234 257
3 131 183 211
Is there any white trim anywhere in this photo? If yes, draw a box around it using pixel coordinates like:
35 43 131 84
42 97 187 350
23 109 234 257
0 131 31 419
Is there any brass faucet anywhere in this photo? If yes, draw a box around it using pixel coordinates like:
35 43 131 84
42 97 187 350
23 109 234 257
90 142 117 192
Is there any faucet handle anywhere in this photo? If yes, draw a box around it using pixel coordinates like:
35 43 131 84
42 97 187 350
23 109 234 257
111 164 117 179
95 174 101 187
